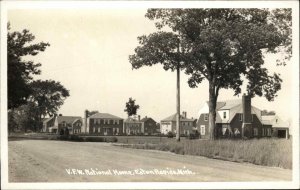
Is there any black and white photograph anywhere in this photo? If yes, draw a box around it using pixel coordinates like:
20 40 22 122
1 1 299 189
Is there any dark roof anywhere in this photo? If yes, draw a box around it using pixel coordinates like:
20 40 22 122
43 116 55 124
161 113 194 122
89 113 123 119
57 116 81 124
124 117 143 123
140 117 156 123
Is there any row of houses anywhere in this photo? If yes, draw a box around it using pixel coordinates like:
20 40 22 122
43 94 290 139
42 112 158 136
159 94 289 139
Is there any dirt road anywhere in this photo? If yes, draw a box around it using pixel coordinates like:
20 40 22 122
8 139 292 182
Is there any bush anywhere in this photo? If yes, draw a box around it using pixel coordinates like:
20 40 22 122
167 131 174 138
83 136 118 143
186 133 198 140
68 135 83 142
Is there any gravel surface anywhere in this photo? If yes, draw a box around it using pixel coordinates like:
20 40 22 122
8 139 292 182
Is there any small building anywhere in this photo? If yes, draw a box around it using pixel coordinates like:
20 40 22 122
54 116 83 135
160 111 196 135
88 113 123 136
123 116 143 135
262 115 289 139
140 116 157 135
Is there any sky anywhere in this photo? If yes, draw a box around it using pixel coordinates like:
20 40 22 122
7 8 296 123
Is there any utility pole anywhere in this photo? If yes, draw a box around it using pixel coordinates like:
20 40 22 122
176 64 180 141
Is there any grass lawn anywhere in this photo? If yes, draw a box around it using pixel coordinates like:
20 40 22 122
116 138 292 169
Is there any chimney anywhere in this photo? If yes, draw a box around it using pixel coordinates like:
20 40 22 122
138 115 140 121
182 111 187 119
145 116 147 119
84 110 88 133
242 94 252 138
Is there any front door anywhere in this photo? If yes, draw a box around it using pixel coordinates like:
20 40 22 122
104 128 111 136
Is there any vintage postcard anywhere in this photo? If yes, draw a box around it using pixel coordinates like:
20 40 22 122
1 0 299 189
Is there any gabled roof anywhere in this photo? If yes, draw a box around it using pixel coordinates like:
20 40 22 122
261 115 289 128
72 118 82 125
140 117 156 123
57 116 81 124
124 117 143 123
206 101 226 110
89 113 123 119
200 99 262 123
43 116 54 124
161 113 194 122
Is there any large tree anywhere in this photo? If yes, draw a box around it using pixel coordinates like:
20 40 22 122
87 110 99 117
124 97 140 117
7 23 50 109
9 102 40 133
130 9 291 140
29 79 70 131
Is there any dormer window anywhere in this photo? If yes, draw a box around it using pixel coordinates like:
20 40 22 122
223 112 226 119
204 114 208 121
239 114 243 121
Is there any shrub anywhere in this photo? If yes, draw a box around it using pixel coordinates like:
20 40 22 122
84 137 105 142
68 135 83 142
186 133 199 140
106 137 118 143
167 131 174 138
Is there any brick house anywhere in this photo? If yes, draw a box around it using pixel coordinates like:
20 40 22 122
56 116 82 135
87 113 123 135
140 116 157 135
160 111 197 135
124 116 143 135
197 94 287 139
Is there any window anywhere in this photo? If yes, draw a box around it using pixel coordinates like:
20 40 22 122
239 114 243 121
94 119 97 125
200 125 205 135
262 128 265 136
267 128 271 136
98 128 101 133
204 114 208 121
223 112 227 119
276 119 278 123
253 128 258 136
104 119 107 124
93 127 95 133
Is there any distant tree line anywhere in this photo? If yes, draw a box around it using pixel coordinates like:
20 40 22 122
7 23 70 133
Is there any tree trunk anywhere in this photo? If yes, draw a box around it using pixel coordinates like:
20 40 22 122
176 65 180 141
208 81 217 140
